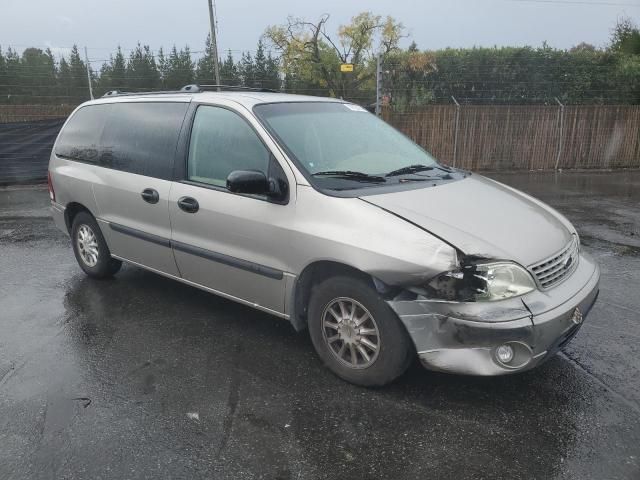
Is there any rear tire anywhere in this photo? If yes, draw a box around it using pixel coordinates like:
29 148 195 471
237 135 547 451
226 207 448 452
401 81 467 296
71 211 122 279
308 275 414 387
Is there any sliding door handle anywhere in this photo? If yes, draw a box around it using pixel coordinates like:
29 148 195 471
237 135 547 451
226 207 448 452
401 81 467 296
141 188 159 204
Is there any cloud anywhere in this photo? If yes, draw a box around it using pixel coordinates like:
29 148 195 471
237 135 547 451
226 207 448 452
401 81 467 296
43 41 71 59
55 15 74 28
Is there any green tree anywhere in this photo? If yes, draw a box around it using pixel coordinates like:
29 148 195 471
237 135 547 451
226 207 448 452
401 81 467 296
164 45 194 89
127 43 160 91
264 51 281 90
19 48 57 104
0 47 6 103
57 56 72 103
67 45 91 103
97 46 127 94
219 50 240 85
3 47 21 104
239 51 255 87
610 17 640 55
265 12 404 102
157 47 169 87
195 34 219 85
254 40 268 87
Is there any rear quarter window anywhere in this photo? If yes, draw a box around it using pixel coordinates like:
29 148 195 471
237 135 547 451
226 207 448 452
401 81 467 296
55 104 110 164
55 102 188 180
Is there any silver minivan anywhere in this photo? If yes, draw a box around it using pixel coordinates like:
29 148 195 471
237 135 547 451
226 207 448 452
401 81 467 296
49 85 600 386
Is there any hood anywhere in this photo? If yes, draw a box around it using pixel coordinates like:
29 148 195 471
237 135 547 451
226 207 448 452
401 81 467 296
361 175 573 267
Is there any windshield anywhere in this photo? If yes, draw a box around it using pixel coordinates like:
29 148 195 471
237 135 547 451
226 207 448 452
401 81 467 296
254 102 441 190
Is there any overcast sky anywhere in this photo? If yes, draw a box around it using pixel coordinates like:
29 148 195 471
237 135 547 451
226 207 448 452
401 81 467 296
2 0 639 63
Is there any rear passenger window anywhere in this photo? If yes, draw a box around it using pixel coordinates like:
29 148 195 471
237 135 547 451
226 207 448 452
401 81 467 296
55 102 188 180
187 106 270 187
100 102 188 179
55 104 110 163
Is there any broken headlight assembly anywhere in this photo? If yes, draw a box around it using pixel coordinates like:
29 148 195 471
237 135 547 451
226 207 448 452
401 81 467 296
424 261 536 302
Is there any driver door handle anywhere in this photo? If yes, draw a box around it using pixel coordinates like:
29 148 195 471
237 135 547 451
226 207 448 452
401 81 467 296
177 196 199 213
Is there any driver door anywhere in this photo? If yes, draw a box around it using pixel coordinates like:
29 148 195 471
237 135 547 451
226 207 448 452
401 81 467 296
169 103 294 315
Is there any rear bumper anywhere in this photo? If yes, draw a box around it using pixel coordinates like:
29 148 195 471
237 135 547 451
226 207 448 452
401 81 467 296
388 252 600 376
50 201 68 236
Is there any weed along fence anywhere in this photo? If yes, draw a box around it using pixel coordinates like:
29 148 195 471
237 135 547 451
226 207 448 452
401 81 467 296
382 104 640 171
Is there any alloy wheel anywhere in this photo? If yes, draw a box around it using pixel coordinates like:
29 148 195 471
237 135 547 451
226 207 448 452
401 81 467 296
77 224 99 267
321 297 381 369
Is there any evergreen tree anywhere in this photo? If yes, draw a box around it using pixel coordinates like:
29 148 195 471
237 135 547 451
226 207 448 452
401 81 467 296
254 40 268 88
165 45 194 88
157 47 168 88
3 47 21 104
57 57 72 104
0 47 6 102
219 50 239 85
111 47 127 90
239 51 255 87
68 45 90 102
126 43 160 91
196 34 216 84
97 46 127 94
20 48 58 103
265 52 281 90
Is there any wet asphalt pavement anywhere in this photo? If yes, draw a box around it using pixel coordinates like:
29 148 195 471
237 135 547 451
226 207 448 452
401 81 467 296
1 171 639 480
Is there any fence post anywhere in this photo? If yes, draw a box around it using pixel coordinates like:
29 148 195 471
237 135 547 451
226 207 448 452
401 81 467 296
451 96 460 167
84 47 94 100
554 97 565 170
375 54 383 117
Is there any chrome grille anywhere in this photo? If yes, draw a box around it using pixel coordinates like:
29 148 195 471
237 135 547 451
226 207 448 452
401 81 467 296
529 237 580 290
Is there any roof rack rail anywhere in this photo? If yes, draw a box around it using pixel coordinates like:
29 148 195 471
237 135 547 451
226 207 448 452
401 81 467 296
100 84 278 98
101 89 190 98
182 84 278 93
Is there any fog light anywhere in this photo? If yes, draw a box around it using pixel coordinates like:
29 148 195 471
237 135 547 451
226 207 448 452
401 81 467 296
496 345 515 364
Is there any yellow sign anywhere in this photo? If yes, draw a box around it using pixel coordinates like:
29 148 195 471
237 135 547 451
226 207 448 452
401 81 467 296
340 64 354 73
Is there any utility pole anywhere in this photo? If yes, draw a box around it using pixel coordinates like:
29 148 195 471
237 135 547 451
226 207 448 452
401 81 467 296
207 0 221 89
375 53 383 116
84 46 94 100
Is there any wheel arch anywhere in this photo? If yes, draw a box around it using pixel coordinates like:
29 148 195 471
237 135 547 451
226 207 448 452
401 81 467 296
64 202 95 234
288 260 395 332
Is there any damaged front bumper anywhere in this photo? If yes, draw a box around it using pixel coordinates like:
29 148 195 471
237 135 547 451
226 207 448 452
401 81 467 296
388 252 600 376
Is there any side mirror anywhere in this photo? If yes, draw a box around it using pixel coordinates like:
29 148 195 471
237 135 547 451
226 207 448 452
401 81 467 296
226 170 270 195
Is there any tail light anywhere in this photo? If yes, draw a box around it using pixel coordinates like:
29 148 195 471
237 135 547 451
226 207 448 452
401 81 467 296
47 171 56 202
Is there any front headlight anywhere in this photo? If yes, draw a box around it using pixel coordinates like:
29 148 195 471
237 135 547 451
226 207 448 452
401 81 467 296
472 262 536 301
425 261 536 302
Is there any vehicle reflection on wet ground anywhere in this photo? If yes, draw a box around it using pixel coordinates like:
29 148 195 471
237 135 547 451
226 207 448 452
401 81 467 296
1 171 639 479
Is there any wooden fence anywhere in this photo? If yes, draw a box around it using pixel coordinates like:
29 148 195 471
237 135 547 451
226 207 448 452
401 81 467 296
383 105 640 170
0 105 75 123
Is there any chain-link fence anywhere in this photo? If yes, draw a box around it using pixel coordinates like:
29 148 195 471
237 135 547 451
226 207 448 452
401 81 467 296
1 46 639 184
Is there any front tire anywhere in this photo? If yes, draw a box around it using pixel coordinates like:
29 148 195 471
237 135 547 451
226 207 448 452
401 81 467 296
308 275 414 387
71 212 122 278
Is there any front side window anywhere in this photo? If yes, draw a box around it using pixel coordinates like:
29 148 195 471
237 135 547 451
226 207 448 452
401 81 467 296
187 106 270 187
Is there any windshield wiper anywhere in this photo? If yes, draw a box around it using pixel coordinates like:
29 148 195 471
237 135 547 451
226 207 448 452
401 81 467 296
385 164 435 177
312 170 387 183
